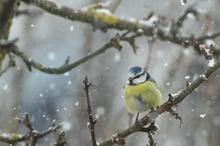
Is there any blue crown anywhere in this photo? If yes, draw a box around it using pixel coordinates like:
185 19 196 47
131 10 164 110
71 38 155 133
129 66 143 75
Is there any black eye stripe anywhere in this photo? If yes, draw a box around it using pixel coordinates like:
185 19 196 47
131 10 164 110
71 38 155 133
135 75 141 78
133 71 145 79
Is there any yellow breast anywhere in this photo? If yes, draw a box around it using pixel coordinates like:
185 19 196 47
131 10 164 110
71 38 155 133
123 81 162 114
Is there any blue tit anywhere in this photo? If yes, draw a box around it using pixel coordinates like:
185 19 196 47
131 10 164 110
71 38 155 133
123 66 162 125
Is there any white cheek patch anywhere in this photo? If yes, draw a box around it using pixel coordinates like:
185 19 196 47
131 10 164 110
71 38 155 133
132 74 146 84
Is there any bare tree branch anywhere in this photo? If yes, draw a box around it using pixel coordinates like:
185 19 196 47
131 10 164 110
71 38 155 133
14 113 62 146
0 0 19 39
0 0 19 70
53 131 69 146
8 35 117 74
99 60 220 146
20 0 220 50
83 76 97 146
0 0 218 76
0 133 27 144
0 53 16 76
2 32 136 74
0 1 219 145
197 32 220 42
0 113 62 145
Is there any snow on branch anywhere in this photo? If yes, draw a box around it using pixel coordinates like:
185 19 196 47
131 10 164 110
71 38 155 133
21 0 220 53
0 113 64 145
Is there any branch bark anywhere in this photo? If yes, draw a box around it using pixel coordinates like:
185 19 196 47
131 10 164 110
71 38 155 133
83 76 97 146
0 0 18 39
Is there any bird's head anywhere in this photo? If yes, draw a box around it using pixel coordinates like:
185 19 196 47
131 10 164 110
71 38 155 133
126 66 150 85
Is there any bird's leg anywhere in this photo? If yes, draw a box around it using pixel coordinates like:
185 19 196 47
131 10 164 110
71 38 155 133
128 113 134 126
150 107 156 113
135 112 139 126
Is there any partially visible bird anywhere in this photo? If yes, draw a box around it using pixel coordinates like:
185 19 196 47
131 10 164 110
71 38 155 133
123 66 162 125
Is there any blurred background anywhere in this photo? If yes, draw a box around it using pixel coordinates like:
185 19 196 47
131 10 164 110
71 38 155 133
0 0 220 145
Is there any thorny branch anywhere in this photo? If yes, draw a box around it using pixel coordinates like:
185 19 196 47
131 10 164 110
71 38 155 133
99 60 220 146
83 76 97 146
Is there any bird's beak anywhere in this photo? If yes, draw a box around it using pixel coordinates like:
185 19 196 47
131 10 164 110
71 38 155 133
128 77 133 84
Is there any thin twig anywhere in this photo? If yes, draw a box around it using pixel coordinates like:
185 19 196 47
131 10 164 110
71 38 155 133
147 132 156 146
6 32 138 74
197 32 220 42
9 35 116 74
14 113 62 146
0 53 16 76
54 131 69 146
103 0 123 13
176 7 198 28
15 9 43 17
144 38 155 70
83 76 97 146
